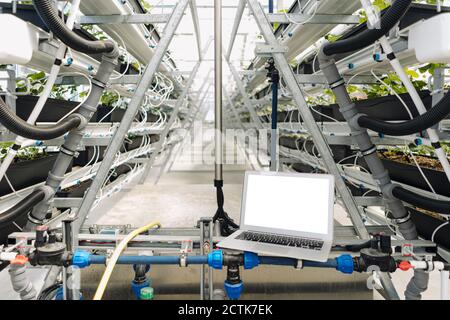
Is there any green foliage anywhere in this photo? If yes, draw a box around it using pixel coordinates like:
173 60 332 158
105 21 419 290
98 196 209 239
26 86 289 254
0 143 48 163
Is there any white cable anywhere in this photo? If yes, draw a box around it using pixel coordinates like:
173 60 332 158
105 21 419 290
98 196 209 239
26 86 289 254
432 221 449 243
406 145 438 197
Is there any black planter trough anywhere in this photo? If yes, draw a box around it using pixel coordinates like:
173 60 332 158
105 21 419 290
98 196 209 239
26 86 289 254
279 136 354 163
407 208 450 252
0 154 73 197
9 95 118 123
380 156 450 197
73 146 107 167
111 109 161 123
356 152 450 197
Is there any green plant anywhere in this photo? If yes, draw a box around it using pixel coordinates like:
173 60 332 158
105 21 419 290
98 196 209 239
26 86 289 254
0 142 48 163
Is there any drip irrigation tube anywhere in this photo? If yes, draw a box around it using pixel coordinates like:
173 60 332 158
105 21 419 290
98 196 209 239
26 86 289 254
0 97 81 140
392 186 450 215
33 0 115 54
322 0 412 56
0 189 45 226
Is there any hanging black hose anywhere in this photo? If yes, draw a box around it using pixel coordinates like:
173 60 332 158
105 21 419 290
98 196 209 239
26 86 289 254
0 97 81 140
357 91 450 135
33 0 116 54
212 180 239 236
0 189 45 226
392 186 450 215
323 0 412 56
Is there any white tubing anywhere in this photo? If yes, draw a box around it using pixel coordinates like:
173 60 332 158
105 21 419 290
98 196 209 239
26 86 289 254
361 0 450 184
0 0 81 184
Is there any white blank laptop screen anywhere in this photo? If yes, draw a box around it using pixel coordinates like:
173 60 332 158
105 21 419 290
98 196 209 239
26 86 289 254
243 174 332 235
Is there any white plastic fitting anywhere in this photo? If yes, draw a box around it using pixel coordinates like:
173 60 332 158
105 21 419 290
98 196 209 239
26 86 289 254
0 14 39 65
409 13 450 63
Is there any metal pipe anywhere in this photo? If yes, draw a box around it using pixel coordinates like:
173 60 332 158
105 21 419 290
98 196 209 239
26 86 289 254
215 0 223 181
226 0 245 60
190 0 203 61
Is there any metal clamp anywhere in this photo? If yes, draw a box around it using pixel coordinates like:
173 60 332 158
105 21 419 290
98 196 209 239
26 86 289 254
254 43 288 57
179 254 187 267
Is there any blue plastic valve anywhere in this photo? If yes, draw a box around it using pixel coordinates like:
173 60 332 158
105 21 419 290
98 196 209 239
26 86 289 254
243 252 259 270
224 281 244 300
414 138 423 146
336 255 354 274
72 250 91 269
131 280 151 300
208 250 223 270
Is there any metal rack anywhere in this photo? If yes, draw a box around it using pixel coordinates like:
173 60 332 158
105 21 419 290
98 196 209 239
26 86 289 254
0 0 448 301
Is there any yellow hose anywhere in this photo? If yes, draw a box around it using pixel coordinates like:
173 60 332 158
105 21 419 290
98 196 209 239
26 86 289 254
93 221 161 300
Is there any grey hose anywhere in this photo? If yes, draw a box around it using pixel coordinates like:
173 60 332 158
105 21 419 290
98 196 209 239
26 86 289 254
9 263 37 300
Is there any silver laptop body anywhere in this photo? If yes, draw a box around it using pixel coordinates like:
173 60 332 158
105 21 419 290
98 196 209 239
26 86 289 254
217 171 334 262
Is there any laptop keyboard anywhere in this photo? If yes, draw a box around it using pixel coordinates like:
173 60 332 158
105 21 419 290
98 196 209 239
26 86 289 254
237 231 324 250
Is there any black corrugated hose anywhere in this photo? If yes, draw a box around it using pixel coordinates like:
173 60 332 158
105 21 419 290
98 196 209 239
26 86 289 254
33 0 115 54
323 0 412 56
0 189 45 226
357 91 450 136
0 97 81 140
392 187 450 215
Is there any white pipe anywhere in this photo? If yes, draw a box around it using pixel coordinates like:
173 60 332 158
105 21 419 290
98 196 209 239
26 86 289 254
0 0 81 184
362 0 450 184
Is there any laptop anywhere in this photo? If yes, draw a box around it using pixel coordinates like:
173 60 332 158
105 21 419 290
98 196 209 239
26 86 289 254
217 171 335 262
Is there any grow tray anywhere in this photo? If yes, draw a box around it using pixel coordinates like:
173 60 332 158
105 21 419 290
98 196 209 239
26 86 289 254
0 153 73 197
357 150 450 197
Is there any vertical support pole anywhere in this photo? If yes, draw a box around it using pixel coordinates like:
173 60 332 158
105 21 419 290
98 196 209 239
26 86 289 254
74 0 190 236
246 0 369 239
62 218 79 300
199 217 214 300
432 67 445 132
215 0 223 182
267 58 279 171
268 0 274 13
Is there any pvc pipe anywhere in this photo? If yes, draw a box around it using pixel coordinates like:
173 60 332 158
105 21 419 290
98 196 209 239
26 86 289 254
89 255 209 266
0 0 81 183
258 256 338 269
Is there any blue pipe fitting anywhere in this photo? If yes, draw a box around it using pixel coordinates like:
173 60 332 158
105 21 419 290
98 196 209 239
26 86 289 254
243 252 259 270
72 250 91 269
208 250 224 270
224 281 244 300
336 255 354 274
131 280 150 300
414 138 423 146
